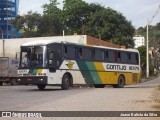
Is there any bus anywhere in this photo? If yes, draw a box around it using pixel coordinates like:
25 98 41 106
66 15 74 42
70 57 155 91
17 40 140 90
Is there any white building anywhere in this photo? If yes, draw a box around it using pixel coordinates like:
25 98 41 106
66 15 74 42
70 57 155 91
133 36 145 48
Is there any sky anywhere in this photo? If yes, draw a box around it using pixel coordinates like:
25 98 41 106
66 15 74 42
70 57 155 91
19 0 160 28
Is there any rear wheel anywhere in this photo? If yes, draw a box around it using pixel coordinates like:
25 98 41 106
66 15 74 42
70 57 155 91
61 74 70 90
37 84 46 90
112 75 125 88
10 79 16 85
94 84 105 88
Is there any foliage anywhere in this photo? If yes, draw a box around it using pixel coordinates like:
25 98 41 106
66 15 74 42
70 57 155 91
38 14 63 36
62 1 135 47
137 45 156 77
43 0 61 15
136 22 160 47
63 0 90 34
12 11 41 37
12 0 135 47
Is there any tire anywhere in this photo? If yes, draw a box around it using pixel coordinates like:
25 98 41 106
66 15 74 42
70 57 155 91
0 81 3 86
37 84 46 90
113 75 125 88
10 79 16 85
61 74 70 90
94 84 105 88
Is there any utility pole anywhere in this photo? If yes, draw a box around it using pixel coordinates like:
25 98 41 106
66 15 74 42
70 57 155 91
146 20 149 78
0 27 5 57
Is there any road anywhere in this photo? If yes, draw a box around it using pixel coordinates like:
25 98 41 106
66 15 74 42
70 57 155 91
0 77 160 120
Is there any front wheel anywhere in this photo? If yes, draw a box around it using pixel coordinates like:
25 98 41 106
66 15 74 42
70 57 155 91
37 84 46 90
0 81 3 86
61 74 70 90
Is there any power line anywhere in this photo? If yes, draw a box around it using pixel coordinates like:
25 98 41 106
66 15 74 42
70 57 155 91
149 4 160 24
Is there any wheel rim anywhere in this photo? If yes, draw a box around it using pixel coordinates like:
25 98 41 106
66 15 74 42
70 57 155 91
119 76 124 86
65 77 69 85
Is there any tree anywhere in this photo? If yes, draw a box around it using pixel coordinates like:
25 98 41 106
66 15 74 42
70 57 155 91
63 0 90 34
40 0 63 36
86 4 135 47
137 45 155 76
43 0 61 15
136 22 160 48
38 14 63 36
62 1 135 47
12 11 41 37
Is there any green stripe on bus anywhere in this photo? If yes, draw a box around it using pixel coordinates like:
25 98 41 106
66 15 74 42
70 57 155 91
76 60 94 85
85 61 102 84
29 69 37 74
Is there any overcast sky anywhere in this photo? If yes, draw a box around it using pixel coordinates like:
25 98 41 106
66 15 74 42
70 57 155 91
19 0 160 28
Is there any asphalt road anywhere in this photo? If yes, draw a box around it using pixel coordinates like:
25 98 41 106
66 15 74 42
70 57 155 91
0 77 160 120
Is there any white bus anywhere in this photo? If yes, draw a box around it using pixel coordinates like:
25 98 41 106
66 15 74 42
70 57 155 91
17 40 140 90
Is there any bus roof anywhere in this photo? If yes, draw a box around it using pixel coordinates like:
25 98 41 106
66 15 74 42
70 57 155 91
22 40 139 53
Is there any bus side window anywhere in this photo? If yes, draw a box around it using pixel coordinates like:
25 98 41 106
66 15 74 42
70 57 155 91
106 50 108 61
101 50 105 61
82 48 92 60
75 47 79 59
117 52 121 62
114 51 117 62
121 52 127 63
92 49 95 59
135 53 139 64
130 53 138 64
64 46 67 58
108 50 114 62
79 48 83 59
128 53 131 63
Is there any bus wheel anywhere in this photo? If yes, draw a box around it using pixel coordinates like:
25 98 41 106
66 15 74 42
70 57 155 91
0 81 3 86
113 75 125 88
10 79 16 85
94 84 105 88
37 84 46 90
61 74 70 90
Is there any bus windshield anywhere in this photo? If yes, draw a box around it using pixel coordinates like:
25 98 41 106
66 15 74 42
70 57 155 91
20 46 47 68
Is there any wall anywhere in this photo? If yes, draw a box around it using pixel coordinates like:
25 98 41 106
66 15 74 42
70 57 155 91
87 36 120 48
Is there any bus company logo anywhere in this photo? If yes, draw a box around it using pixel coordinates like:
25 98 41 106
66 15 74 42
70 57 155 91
2 112 11 117
66 62 75 69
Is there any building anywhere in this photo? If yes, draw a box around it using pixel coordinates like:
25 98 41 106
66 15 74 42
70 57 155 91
0 0 19 39
133 35 145 48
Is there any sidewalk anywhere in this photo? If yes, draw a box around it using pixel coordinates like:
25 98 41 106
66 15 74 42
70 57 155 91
140 73 160 83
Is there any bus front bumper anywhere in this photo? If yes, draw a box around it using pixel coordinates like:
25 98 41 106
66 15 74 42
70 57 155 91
17 76 47 85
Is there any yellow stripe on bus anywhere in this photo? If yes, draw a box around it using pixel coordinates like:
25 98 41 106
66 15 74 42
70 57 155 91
37 69 43 74
93 62 107 84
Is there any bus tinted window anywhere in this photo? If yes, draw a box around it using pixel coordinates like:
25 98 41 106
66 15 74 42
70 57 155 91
117 52 121 62
101 50 105 61
64 46 75 59
121 52 127 63
106 50 108 59
95 49 102 61
108 51 114 62
82 48 92 60
131 53 139 64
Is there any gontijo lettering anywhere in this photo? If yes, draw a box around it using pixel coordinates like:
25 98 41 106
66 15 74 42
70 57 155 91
106 64 126 70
